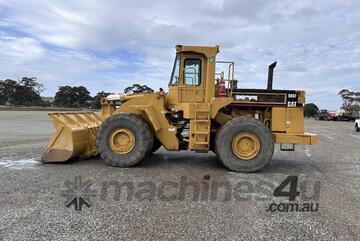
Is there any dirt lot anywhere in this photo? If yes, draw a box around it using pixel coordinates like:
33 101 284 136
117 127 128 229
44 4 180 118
0 111 359 240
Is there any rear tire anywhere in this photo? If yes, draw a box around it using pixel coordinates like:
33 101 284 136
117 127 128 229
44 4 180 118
356 123 360 132
215 116 274 172
96 113 153 167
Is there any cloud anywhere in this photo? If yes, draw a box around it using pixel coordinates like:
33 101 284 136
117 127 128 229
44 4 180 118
0 35 43 62
0 31 127 94
0 0 359 109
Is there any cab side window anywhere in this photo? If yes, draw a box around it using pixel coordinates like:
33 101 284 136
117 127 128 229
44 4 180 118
184 59 201 85
170 55 180 85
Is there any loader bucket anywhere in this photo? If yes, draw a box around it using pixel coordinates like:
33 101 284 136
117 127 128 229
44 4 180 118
41 112 102 163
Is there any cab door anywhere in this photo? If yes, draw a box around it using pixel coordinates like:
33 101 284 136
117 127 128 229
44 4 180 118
180 54 206 103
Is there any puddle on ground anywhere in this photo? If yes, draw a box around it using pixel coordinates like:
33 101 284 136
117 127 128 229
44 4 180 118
0 159 40 169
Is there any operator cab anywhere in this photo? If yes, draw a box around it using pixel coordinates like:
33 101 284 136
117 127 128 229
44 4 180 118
167 45 219 107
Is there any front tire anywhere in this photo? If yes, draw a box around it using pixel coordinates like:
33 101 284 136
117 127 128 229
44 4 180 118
215 116 274 172
356 123 360 132
96 113 154 167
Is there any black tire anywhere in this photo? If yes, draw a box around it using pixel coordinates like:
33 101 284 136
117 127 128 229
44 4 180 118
150 137 162 154
356 123 360 132
96 113 154 167
214 116 274 173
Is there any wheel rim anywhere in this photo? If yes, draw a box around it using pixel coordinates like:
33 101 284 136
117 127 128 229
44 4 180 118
109 128 135 154
232 132 260 160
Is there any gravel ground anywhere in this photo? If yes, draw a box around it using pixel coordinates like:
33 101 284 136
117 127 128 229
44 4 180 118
0 111 359 240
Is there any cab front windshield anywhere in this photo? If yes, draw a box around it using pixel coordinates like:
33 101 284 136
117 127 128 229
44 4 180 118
169 54 180 85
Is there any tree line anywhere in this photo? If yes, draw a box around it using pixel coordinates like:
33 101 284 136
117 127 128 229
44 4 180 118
0 77 44 106
0 77 154 109
1 77 359 115
338 89 360 116
303 89 360 117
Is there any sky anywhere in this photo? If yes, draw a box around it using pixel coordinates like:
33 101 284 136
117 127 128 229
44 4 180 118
0 0 359 110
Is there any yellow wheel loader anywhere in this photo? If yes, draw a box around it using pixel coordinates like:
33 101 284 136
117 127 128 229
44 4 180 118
42 45 317 172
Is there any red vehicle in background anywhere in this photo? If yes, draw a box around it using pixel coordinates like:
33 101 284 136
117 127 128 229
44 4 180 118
315 110 336 121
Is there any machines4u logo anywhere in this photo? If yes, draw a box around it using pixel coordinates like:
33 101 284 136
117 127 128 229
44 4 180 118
266 176 320 213
61 176 97 211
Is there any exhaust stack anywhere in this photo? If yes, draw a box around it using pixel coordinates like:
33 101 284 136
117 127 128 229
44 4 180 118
267 61 277 90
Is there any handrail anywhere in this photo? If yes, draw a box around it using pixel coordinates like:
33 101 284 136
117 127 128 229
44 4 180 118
184 66 197 85
215 61 235 97
178 66 199 103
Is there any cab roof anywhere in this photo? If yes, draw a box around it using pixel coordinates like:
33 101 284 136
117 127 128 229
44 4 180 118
175 45 219 58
